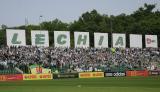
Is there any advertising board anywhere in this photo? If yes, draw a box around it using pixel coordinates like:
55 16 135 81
79 72 104 78
0 74 23 81
105 72 125 77
53 73 78 79
126 70 149 77
0 75 6 81
149 70 160 76
23 74 52 80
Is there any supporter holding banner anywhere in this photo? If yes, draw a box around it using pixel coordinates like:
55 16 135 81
74 32 89 48
31 30 49 47
112 33 126 48
94 33 108 48
130 34 142 48
145 35 158 48
54 31 70 47
6 29 26 46
30 65 51 74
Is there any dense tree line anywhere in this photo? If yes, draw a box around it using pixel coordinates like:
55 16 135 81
0 4 160 47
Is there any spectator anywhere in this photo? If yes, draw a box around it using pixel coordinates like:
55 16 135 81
0 46 160 73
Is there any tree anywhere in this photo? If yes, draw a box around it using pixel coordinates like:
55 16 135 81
1 24 7 30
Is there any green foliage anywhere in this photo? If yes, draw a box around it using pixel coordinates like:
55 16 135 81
0 30 6 45
41 19 68 31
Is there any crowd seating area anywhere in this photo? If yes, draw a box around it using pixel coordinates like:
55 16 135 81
0 46 160 74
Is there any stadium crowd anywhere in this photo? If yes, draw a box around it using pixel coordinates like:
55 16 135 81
0 46 160 73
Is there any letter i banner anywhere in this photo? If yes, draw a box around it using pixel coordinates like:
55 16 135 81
94 33 108 48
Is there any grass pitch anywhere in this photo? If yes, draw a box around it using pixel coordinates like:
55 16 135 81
0 77 160 92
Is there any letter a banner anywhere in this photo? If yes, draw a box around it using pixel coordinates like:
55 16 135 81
54 31 70 47
6 29 26 46
74 32 89 48
31 30 49 47
145 35 158 48
112 33 126 48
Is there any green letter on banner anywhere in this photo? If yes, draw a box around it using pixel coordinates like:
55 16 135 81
57 34 67 45
77 35 87 45
35 34 45 44
11 33 21 44
98 36 104 45
115 37 123 46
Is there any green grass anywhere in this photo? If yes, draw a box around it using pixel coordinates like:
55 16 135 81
0 77 160 92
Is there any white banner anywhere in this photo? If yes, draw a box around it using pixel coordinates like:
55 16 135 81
74 32 89 48
6 29 26 46
54 31 70 47
94 33 108 48
112 33 126 48
31 30 49 47
130 34 142 48
145 35 158 48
